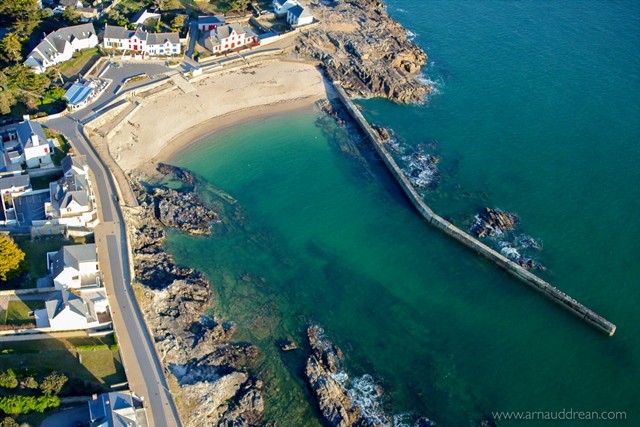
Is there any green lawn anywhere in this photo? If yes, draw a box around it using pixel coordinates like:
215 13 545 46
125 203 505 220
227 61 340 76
0 336 126 389
51 134 71 166
59 47 101 79
13 236 79 288
2 300 43 325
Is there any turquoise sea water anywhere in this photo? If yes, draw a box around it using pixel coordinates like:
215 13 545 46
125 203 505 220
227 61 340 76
168 1 639 425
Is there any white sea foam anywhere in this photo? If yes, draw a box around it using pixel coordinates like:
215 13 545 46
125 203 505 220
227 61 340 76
417 73 443 97
347 374 391 426
407 30 418 41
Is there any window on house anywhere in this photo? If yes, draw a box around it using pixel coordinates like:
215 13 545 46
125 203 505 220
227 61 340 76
72 275 79 280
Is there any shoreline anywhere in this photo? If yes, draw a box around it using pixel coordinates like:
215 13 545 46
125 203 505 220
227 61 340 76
101 60 330 174
151 96 322 169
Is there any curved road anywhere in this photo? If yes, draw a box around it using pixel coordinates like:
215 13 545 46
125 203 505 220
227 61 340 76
47 116 181 427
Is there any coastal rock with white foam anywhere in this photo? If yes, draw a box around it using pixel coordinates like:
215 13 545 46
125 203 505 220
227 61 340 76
125 166 264 427
305 325 381 427
297 0 429 103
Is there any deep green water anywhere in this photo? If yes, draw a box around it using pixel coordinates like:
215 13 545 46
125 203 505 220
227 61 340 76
167 1 639 425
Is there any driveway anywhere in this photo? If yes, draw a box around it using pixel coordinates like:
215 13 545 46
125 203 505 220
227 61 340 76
40 405 90 427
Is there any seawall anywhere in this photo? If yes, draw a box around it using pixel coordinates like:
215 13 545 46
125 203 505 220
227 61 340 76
332 81 616 336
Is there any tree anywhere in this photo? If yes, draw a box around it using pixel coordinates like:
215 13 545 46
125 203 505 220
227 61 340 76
0 33 23 63
19 377 38 390
0 0 42 38
61 6 80 25
229 0 250 12
0 236 25 282
0 91 16 115
0 395 59 414
0 372 18 389
0 417 19 427
39 372 67 396
171 15 186 31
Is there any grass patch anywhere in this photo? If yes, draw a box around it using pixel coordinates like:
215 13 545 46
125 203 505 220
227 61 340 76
0 336 126 390
51 134 71 166
2 300 43 326
59 48 101 79
13 236 79 288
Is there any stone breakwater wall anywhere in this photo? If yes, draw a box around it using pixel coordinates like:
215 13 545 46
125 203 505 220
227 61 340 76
332 81 616 336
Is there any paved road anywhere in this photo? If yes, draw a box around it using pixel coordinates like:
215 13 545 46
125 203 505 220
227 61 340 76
46 117 181 427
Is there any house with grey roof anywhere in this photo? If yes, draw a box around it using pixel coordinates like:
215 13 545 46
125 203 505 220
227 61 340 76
15 117 53 168
131 9 161 26
197 15 225 32
287 4 314 26
273 0 299 17
47 243 99 289
88 391 148 427
62 154 88 177
202 23 259 54
24 23 98 73
34 290 102 331
45 154 97 229
103 23 181 56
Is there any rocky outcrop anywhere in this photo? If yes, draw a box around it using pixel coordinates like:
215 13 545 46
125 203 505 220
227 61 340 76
470 207 519 238
296 0 429 103
155 187 220 234
125 165 264 427
305 325 376 427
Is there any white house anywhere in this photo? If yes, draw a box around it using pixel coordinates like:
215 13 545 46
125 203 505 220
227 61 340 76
287 4 314 26
197 15 225 32
44 154 98 229
15 117 53 168
202 24 259 54
273 0 299 17
88 391 148 427
47 243 99 289
34 290 104 331
103 24 181 56
131 9 161 26
24 23 98 73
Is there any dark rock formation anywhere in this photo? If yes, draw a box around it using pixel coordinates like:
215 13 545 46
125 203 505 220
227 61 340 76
125 170 263 427
470 207 519 238
305 325 378 427
157 162 196 188
155 187 219 234
279 336 298 352
297 0 429 103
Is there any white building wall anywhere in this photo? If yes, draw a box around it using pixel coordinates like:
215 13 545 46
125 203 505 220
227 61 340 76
70 34 98 50
53 266 80 289
24 144 53 168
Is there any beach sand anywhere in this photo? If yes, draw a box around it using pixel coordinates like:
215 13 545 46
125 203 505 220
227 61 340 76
105 61 329 172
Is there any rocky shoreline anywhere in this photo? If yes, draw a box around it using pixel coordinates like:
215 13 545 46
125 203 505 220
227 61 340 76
298 0 429 103
124 165 264 427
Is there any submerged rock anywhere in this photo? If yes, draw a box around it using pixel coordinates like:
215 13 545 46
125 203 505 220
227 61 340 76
279 336 298 352
157 162 196 188
470 207 519 238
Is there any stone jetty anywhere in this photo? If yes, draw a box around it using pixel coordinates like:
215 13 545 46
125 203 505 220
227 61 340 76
332 81 616 336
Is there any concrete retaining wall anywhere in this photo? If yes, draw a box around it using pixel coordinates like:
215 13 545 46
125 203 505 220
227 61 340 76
333 81 616 336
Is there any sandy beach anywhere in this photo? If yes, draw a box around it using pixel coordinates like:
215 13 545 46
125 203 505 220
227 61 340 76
105 60 329 172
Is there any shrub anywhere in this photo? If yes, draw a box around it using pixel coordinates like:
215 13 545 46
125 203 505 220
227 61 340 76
19 377 38 390
0 395 59 415
39 372 67 396
0 373 18 389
